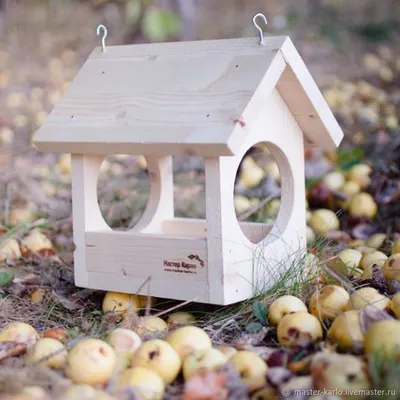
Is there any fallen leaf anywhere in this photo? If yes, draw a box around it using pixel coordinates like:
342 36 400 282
232 327 269 348
0 341 27 362
359 305 394 335
351 223 378 240
0 271 14 287
51 291 84 310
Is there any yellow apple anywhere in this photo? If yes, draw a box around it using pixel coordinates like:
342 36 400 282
0 322 39 348
182 348 227 380
131 339 181 385
322 171 345 191
359 251 387 269
327 310 364 351
347 287 390 311
229 350 268 391
392 239 400 255
390 293 400 319
107 328 142 368
382 254 400 280
64 338 116 385
167 312 196 328
348 192 377 219
268 295 308 325
134 316 168 337
336 249 362 270
310 209 340 235
309 285 349 320
102 291 138 314
0 238 21 262
346 164 371 188
21 229 53 254
366 233 386 249
26 338 67 368
365 319 400 360
166 326 212 360
277 312 323 347
118 366 165 400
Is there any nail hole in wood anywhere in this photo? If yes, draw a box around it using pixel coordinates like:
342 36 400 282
206 114 210 117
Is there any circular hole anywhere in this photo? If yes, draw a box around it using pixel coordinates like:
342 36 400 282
233 143 282 244
173 156 206 219
97 154 150 231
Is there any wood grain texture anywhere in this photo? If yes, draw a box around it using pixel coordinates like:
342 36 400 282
33 35 343 155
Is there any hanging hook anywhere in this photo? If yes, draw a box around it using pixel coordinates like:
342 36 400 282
96 24 108 52
252 13 268 45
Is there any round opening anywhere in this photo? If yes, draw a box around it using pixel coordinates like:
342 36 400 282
97 154 150 231
173 156 206 219
233 143 282 244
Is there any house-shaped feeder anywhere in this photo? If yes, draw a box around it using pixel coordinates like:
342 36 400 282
33 32 343 305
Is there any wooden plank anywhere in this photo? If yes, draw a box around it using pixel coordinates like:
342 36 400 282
71 155 111 287
87 271 209 302
88 36 288 59
85 231 208 290
33 42 282 156
279 38 344 149
162 218 273 242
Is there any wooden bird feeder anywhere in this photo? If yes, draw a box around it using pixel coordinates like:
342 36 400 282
33 16 343 305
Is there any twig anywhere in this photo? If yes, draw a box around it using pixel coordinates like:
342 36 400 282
238 193 279 221
211 318 237 341
153 297 197 319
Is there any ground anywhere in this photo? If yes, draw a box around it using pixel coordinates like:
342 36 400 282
0 1 400 399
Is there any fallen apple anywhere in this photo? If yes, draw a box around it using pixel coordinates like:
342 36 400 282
309 285 350 320
346 163 371 188
390 293 400 319
182 347 227 380
26 338 67 368
382 254 400 280
131 339 181 384
277 312 323 347
102 291 138 315
118 366 165 400
167 312 196 328
322 171 345 191
268 295 308 325
107 328 142 368
0 238 22 262
250 386 277 400
0 322 39 348
310 209 340 235
312 353 371 398
21 229 53 255
134 316 168 336
359 251 387 269
229 350 268 391
366 233 386 249
365 319 400 360
166 326 212 360
327 310 364 351
347 287 390 311
64 338 116 385
392 239 400 255
336 249 362 270
348 192 377 219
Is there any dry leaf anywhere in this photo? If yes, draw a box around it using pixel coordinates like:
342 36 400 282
359 305 394 335
232 327 269 348
51 291 84 311
183 370 228 400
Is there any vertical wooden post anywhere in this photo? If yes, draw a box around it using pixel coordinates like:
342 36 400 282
133 155 174 234
204 156 238 304
71 154 110 287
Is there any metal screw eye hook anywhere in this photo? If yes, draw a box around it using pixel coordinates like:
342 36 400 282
252 13 268 45
96 24 108 52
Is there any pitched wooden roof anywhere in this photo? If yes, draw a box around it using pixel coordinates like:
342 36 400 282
33 35 343 156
